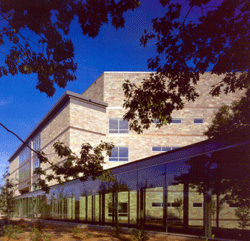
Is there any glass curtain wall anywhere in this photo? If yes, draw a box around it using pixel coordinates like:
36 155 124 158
14 139 250 239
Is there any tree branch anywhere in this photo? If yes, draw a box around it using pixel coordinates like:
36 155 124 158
0 122 53 166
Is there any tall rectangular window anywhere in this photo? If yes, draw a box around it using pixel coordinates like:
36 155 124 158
19 146 31 165
33 134 41 151
109 147 129 162
109 119 129 134
33 157 40 170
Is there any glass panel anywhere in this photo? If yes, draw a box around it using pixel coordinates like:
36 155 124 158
79 196 86 221
194 118 203 124
119 119 128 133
67 198 75 220
138 164 165 189
171 118 182 124
87 196 92 221
119 129 129 134
116 171 137 191
130 190 137 224
109 157 119 162
117 191 129 224
162 147 171 152
105 192 113 223
119 147 128 158
109 129 118 134
109 119 118 130
111 147 118 157
152 147 161 151
167 184 184 227
172 147 179 150
138 165 165 227
94 194 100 222
145 187 164 226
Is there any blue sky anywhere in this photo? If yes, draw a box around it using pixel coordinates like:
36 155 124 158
0 0 168 178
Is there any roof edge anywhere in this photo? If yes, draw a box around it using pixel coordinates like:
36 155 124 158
8 91 107 163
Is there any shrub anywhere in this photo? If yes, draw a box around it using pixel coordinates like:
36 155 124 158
130 226 149 241
3 225 23 240
29 226 52 241
72 226 83 239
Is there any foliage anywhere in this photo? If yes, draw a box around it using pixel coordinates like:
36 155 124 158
33 220 46 231
204 88 250 138
2 225 23 240
0 171 17 224
0 0 140 97
29 226 52 241
130 226 149 241
174 143 250 221
235 205 250 230
123 0 250 133
173 198 183 218
72 226 83 239
34 141 114 193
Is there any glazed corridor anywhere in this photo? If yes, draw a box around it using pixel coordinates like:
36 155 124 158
13 136 250 238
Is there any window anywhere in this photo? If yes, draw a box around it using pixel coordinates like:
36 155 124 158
19 147 31 165
109 147 129 162
19 166 30 180
108 202 128 217
152 119 161 124
193 203 203 207
171 118 182 124
152 202 163 207
152 147 179 152
33 134 41 151
109 119 129 134
194 118 203 124
33 157 40 170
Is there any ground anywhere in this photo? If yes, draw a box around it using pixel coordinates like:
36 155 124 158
0 219 208 241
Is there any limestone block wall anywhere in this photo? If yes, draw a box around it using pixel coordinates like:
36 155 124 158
40 103 70 150
69 102 106 136
103 72 243 136
102 72 244 109
69 128 105 156
103 72 151 107
82 74 104 102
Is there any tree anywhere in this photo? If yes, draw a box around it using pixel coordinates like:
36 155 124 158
0 0 140 97
34 141 114 193
1 122 114 194
123 0 250 133
235 205 250 230
0 170 17 224
173 198 183 219
204 98 250 229
204 88 250 138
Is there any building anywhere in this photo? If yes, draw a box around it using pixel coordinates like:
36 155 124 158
13 131 250 237
7 72 249 237
8 71 243 196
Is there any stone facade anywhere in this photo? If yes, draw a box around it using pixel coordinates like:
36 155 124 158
8 72 243 197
